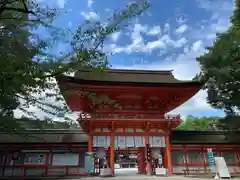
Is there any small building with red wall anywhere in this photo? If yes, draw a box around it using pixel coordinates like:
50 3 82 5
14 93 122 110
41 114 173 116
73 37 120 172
0 129 239 178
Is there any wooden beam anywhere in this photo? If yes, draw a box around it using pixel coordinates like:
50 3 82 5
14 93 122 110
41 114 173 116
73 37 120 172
91 132 167 136
66 83 201 91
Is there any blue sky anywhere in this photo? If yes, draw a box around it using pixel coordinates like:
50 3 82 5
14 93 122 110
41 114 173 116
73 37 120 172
18 0 235 120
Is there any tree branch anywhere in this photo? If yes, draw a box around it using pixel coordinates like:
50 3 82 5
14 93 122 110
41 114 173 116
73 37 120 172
3 6 34 14
0 0 35 17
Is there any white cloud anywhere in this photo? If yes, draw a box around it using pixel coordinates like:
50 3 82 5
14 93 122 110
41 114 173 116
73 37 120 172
111 32 121 42
105 24 187 54
192 40 203 52
174 37 188 48
176 17 187 24
81 11 100 21
147 26 161 36
145 39 165 51
36 0 66 8
193 0 233 41
57 0 66 8
109 0 234 117
87 0 94 8
175 24 188 34
131 24 148 44
111 20 222 118
169 91 225 120
68 21 72 27
163 23 170 33
106 0 233 118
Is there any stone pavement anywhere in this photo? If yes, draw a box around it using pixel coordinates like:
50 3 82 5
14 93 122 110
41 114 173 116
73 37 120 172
61 176 225 180
69 168 236 180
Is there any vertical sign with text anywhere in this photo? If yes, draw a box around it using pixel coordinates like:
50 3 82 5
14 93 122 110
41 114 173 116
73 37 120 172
207 148 215 168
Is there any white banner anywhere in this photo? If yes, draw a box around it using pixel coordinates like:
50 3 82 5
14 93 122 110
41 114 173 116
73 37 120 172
161 137 166 147
149 136 166 147
93 136 98 147
106 136 110 147
126 136 135 147
134 136 143 147
97 136 107 147
150 136 153 146
152 136 161 147
115 136 118 149
118 136 126 148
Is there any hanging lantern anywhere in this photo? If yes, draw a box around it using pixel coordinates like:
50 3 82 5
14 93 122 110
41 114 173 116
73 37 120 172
147 147 151 161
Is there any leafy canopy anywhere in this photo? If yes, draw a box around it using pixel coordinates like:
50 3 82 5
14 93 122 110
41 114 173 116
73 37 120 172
0 0 150 134
177 116 219 131
197 0 240 129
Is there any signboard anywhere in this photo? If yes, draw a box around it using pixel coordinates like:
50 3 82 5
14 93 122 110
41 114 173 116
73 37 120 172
214 157 231 178
52 153 78 166
129 154 137 159
84 152 95 173
24 153 46 165
207 151 215 168
159 155 163 165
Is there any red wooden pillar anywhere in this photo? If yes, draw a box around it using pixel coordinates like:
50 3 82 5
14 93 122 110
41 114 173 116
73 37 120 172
202 148 207 172
88 135 93 152
234 151 238 166
44 152 50 176
110 133 115 176
107 146 110 167
183 145 188 173
165 135 172 175
137 147 145 174
145 136 152 175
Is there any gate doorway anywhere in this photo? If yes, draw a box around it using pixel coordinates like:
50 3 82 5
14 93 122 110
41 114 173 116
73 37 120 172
115 148 138 176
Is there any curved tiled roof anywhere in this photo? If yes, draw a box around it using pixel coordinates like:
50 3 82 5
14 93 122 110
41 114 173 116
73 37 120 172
57 69 203 86
0 129 88 143
171 130 240 144
0 129 239 144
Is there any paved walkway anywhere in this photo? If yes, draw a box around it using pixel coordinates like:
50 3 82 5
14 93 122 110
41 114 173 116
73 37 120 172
64 168 216 180
63 176 224 180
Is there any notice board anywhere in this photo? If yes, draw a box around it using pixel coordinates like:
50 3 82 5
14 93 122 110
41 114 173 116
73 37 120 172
214 157 231 178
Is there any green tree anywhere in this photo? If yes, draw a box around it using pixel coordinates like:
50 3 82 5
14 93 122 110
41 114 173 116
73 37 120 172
17 116 73 129
177 116 219 131
196 0 240 130
0 0 150 134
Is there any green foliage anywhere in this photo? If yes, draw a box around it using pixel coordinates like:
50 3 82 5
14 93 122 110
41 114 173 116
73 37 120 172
196 0 240 129
0 0 150 134
18 117 73 129
177 116 220 131
217 115 240 130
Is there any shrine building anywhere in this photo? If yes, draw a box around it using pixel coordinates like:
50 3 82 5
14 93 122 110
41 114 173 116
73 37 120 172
57 69 203 176
0 69 239 178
